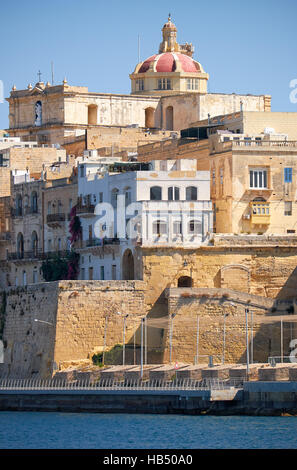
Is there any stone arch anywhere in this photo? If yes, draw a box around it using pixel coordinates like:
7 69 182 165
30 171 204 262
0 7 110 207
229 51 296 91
165 106 173 130
122 249 134 280
145 107 155 128
220 264 250 293
88 104 98 125
178 276 193 287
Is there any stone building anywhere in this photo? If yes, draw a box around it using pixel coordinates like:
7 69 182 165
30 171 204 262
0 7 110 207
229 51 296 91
206 131 297 234
75 157 212 281
6 17 270 145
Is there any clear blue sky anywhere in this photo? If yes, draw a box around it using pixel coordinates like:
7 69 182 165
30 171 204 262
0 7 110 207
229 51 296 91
1 0 297 130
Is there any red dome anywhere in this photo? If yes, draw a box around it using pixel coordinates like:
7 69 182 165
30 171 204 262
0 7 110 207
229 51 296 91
138 53 200 74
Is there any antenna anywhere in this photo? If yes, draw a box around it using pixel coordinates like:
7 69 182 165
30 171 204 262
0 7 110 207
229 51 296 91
51 61 54 85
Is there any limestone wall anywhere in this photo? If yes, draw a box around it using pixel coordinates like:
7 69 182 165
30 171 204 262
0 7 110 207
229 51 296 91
1 280 146 378
164 288 296 364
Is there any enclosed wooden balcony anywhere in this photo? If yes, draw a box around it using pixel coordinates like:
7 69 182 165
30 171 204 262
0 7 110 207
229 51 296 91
250 201 270 225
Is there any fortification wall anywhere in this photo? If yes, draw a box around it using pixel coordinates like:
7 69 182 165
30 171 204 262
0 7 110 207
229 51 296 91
1 280 146 379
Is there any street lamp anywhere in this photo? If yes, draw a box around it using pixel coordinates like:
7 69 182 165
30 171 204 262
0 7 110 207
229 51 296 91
195 314 200 364
140 317 145 379
169 312 177 364
102 314 109 366
222 313 229 365
117 311 129 366
34 319 54 326
245 308 250 377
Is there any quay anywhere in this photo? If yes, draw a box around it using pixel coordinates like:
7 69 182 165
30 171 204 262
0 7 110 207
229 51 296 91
0 379 297 416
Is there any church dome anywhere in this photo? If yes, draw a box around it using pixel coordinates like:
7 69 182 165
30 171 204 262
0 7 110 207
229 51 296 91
137 52 201 74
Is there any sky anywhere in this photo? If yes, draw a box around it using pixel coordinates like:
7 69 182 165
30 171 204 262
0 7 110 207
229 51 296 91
0 0 296 130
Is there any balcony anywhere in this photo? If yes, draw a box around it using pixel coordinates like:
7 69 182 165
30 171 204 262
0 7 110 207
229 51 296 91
250 201 270 225
76 204 95 217
46 213 66 226
83 237 121 248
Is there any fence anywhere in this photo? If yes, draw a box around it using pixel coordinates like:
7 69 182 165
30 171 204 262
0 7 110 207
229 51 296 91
0 378 244 391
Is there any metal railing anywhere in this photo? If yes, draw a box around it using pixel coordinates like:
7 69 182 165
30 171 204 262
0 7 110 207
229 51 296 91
0 378 244 391
268 356 292 366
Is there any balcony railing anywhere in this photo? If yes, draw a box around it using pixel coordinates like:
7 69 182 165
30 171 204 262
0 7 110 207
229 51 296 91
76 204 95 216
46 213 66 224
82 237 121 248
7 250 70 261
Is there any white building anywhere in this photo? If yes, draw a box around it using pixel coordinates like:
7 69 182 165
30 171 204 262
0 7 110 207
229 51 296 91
76 157 213 281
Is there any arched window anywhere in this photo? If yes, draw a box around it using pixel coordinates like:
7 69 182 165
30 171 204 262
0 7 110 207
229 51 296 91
111 188 119 208
168 186 180 201
16 195 22 216
31 231 38 257
23 270 27 286
124 187 132 207
17 233 24 259
166 106 173 131
186 186 198 201
34 101 42 127
88 105 98 125
188 220 202 235
31 191 38 213
153 219 167 235
150 186 162 201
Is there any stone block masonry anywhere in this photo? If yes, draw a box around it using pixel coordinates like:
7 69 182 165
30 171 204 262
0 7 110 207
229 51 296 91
1 280 146 379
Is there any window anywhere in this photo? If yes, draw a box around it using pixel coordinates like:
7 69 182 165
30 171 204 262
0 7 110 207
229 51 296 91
284 168 293 183
88 267 93 281
58 238 62 250
100 266 105 280
188 220 202 234
212 169 215 186
112 265 117 280
33 270 38 284
173 221 182 235
81 268 85 280
157 78 171 90
220 168 223 185
186 186 198 201
31 192 38 213
285 201 292 216
186 78 198 90
80 165 85 178
136 79 144 91
99 192 103 203
69 199 72 211
124 187 132 206
111 188 119 208
249 169 268 189
153 220 167 235
23 271 27 286
48 239 52 251
150 186 162 201
168 186 180 201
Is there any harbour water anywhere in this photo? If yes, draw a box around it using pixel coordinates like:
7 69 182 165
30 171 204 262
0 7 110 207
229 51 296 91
0 412 296 449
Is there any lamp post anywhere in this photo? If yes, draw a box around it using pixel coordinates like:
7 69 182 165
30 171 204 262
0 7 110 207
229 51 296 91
245 308 250 377
102 314 109 366
222 313 229 365
117 311 129 366
195 314 200 364
250 310 254 364
34 319 54 326
141 317 145 379
169 312 177 364
281 318 283 363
